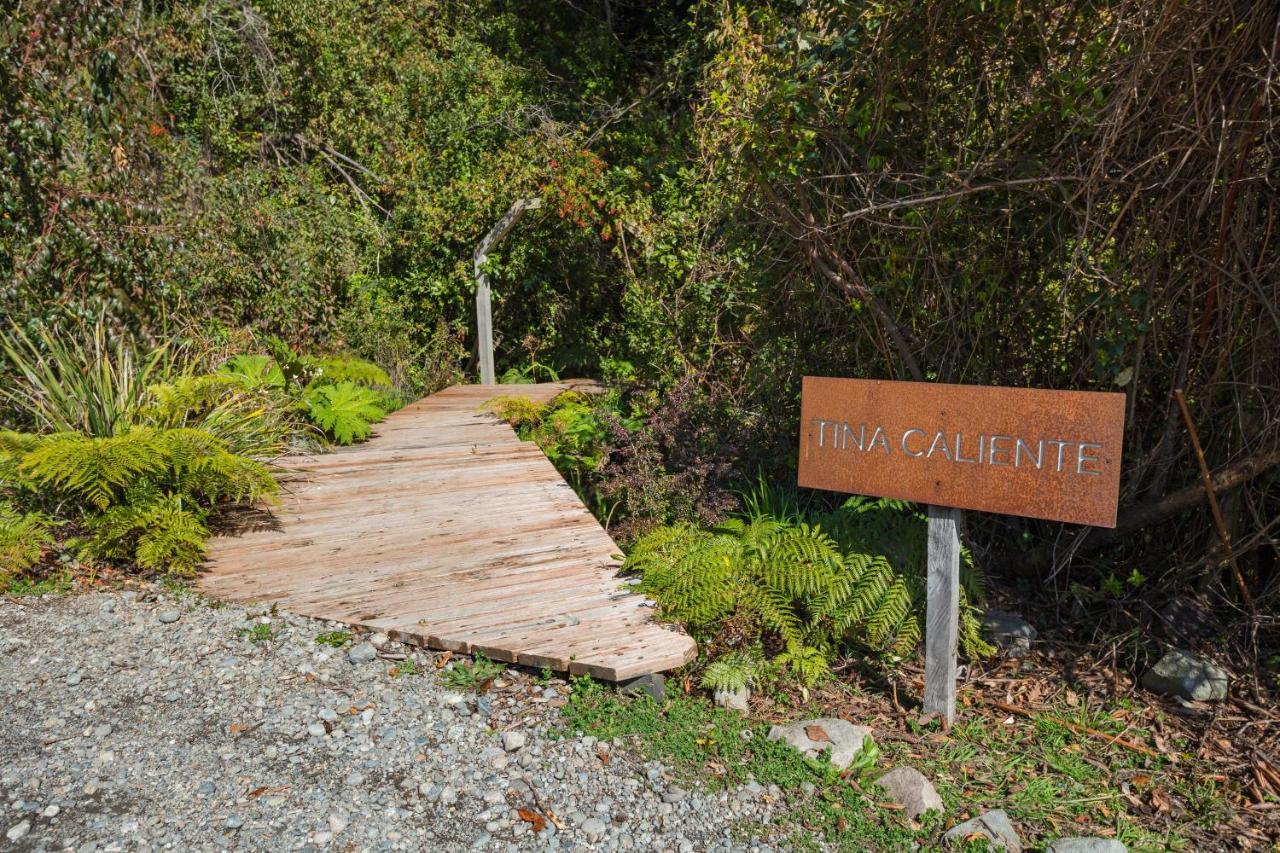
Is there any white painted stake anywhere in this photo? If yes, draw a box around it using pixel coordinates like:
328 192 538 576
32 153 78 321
473 197 542 385
924 504 961 725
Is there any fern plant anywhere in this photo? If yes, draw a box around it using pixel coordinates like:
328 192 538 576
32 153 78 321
700 649 765 693
627 515 923 684
15 428 277 511
304 381 387 444
1 427 278 575
81 489 209 573
818 497 993 658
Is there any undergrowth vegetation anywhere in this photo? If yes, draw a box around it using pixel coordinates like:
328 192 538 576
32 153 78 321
627 490 993 688
0 320 397 581
561 675 1219 850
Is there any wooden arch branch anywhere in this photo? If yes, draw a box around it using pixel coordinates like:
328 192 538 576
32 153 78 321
473 197 542 384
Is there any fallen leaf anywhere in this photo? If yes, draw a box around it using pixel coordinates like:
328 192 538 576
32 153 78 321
597 749 611 765
805 725 831 743
435 651 453 669
1150 787 1172 813
247 786 269 799
517 808 546 833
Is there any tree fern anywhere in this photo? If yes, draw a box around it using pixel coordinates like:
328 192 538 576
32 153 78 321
304 381 387 444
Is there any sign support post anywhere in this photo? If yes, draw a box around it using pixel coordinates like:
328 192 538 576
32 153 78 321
923 505 961 725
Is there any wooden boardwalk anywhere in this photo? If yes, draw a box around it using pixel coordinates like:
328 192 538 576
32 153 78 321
200 382 696 681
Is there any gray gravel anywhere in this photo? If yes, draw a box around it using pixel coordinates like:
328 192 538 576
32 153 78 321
0 586 804 851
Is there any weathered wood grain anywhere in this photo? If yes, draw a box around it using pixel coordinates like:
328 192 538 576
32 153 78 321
923 504 961 725
200 381 696 681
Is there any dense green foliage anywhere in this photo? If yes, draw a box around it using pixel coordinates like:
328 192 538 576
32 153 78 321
3 0 1275 653
0 321 392 576
626 491 992 685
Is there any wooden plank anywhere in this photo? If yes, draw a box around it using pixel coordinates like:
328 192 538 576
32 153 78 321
923 505 960 725
199 381 694 681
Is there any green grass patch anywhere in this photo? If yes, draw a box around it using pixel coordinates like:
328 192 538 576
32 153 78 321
881 700 1225 851
315 630 353 648
438 653 505 691
237 622 277 644
560 676 939 849
0 568 73 597
559 677 1226 851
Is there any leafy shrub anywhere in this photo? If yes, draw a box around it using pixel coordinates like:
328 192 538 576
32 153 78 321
489 391 632 511
218 349 395 446
304 382 388 445
218 354 285 390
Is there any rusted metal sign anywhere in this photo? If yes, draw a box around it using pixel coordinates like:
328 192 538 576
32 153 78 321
798 377 1125 527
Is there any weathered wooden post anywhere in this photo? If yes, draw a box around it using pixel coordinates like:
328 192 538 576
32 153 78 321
924 505 960 723
798 377 1125 728
473 197 542 385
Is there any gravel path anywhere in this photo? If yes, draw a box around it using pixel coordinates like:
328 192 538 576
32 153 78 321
0 587 797 852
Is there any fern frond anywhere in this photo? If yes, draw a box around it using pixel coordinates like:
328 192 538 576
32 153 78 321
700 650 761 692
19 430 169 510
303 355 391 389
0 502 53 576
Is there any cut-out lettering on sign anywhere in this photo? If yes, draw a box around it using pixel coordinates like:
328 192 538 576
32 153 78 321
798 377 1125 527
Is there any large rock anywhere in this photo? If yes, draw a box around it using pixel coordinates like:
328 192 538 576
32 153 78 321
767 718 873 770
981 608 1037 657
876 766 943 819
1141 649 1229 702
942 809 1021 852
1046 839 1127 853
